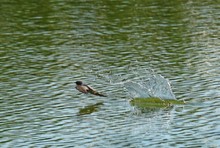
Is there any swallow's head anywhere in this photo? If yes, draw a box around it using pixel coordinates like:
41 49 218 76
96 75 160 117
75 81 83 85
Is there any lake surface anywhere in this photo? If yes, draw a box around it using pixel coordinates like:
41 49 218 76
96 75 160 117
0 0 219 147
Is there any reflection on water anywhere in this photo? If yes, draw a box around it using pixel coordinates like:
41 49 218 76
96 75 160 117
0 0 220 147
78 102 104 116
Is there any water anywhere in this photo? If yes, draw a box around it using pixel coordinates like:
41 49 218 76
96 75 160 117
0 0 220 147
123 69 176 99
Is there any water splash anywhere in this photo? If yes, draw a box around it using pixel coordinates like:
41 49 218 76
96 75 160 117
94 66 176 100
123 69 176 100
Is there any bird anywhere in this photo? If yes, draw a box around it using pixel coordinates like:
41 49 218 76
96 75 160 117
75 81 107 97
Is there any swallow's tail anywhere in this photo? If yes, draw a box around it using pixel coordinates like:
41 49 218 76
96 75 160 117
96 92 107 97
89 90 107 97
93 91 107 97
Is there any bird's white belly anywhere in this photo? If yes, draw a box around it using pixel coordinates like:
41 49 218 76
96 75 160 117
76 85 89 93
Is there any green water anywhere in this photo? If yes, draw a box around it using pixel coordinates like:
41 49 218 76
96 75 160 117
0 0 219 147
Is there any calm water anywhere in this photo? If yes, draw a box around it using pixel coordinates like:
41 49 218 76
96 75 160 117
0 0 220 147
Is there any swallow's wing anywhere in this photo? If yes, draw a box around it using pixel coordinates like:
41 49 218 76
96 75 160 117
76 85 90 93
86 85 107 97
85 85 95 93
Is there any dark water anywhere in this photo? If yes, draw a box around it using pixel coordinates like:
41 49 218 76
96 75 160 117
0 0 219 147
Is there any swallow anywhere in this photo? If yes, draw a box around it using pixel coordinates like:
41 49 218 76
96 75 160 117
75 81 107 97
